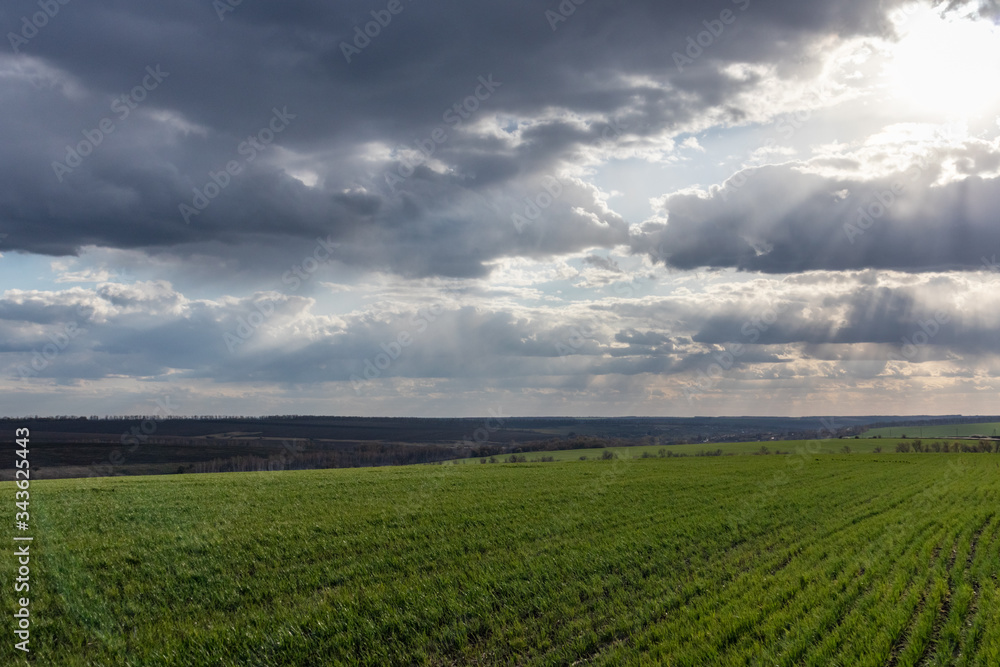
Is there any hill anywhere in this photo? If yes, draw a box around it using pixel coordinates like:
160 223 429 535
5 454 999 664
864 421 1000 439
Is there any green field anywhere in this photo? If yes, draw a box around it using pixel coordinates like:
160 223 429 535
451 437 965 463
5 454 1000 665
865 422 1000 439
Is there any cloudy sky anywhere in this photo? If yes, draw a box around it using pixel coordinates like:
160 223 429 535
2 0 1000 418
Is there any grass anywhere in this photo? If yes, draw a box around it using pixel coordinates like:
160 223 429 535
450 437 967 463
4 453 1000 665
865 421 1000 438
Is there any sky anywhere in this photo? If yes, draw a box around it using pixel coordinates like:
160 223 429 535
1 0 1000 418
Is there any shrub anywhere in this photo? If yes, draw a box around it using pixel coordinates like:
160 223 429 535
579 455 588 461
873 446 882 453
895 442 912 453
658 448 667 458
841 445 852 454
601 450 617 460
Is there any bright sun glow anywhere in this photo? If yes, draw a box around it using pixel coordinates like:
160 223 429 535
885 3 1000 119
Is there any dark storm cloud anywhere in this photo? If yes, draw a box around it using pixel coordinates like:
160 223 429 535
632 162 1000 274
0 0 908 277
688 283 962 349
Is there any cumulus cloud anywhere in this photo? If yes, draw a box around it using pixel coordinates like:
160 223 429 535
3 0 1000 417
631 155 1000 273
0 0 913 278
3 270 997 386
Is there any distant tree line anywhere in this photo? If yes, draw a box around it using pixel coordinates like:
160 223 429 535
186 443 461 474
181 435 668 475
